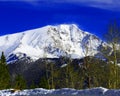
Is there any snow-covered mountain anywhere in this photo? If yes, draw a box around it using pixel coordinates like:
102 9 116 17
0 24 105 62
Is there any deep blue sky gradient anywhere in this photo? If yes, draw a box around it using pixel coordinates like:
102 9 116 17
0 1 120 39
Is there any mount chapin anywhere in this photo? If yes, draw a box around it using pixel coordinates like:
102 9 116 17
0 24 105 62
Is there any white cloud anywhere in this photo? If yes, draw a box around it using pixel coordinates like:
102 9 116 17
57 0 120 11
78 0 120 10
1 0 120 11
29 0 120 11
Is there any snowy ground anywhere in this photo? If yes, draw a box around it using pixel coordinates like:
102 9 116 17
0 87 120 96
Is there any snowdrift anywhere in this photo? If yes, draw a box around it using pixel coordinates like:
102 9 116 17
0 87 120 96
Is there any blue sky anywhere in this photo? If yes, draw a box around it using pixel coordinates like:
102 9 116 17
0 0 120 38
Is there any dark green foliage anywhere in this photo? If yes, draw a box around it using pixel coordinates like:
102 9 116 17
0 52 10 89
42 56 120 89
1 51 6 64
29 81 36 89
2 51 120 90
103 21 120 89
14 75 26 90
0 64 10 89
39 76 49 89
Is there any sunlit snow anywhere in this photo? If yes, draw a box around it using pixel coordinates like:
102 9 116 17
1 87 120 96
0 24 104 62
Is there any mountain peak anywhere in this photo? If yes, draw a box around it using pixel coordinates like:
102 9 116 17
0 24 104 63
57 24 78 28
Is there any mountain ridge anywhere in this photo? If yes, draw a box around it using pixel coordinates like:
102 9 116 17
0 24 105 63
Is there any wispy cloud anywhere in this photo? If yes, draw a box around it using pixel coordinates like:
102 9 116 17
1 0 120 11
78 0 120 11
52 0 120 11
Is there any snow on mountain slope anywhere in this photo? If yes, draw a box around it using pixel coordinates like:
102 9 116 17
0 24 104 62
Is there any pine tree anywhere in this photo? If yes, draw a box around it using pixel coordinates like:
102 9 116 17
39 76 49 89
30 81 36 89
1 51 6 64
14 75 26 90
0 52 10 89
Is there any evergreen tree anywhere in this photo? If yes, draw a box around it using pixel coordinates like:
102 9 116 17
0 52 10 89
46 62 55 89
39 76 49 89
1 51 6 64
29 81 36 89
14 75 26 90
